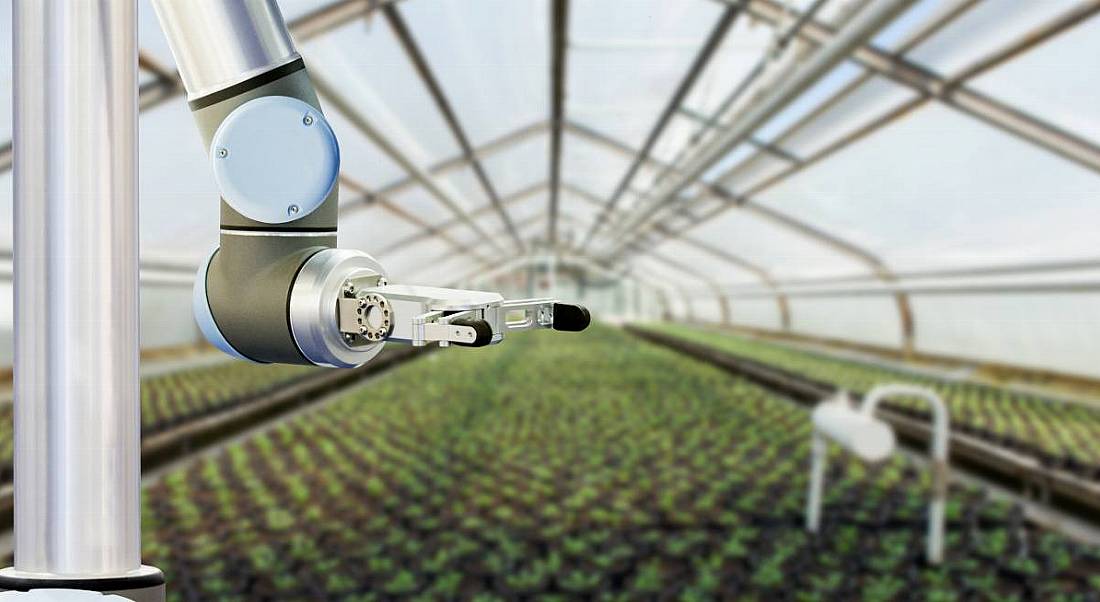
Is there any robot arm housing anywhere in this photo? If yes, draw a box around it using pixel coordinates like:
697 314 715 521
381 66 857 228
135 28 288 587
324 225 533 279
153 0 589 368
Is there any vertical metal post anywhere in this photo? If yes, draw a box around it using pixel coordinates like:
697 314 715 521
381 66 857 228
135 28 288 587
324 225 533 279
806 432 826 533
862 384 950 565
5 1 163 597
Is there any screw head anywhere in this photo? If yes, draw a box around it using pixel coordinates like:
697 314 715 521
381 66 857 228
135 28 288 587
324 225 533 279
215 148 228 159
303 114 315 126
287 204 300 217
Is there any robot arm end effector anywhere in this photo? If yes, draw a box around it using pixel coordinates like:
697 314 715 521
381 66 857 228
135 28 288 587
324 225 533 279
155 0 589 368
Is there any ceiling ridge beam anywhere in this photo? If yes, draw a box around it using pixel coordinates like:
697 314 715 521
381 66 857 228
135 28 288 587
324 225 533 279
547 0 571 246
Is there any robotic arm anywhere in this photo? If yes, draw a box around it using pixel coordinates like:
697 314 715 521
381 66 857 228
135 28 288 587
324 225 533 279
153 0 589 368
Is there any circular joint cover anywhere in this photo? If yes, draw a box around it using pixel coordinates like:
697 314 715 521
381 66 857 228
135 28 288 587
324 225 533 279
211 96 339 224
289 249 387 368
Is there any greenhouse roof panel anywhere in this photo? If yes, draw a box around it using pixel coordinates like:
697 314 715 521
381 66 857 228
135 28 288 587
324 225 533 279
970 13 1100 147
906 0 1084 77
754 102 1100 271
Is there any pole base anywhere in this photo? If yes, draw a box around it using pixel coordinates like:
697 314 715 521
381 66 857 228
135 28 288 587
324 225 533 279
0 567 164 602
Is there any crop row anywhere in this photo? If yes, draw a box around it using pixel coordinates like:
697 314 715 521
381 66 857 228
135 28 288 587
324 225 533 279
638 323 1100 480
0 359 324 482
142 325 1100 601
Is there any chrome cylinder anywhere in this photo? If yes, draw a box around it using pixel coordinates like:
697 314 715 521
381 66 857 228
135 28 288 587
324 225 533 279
151 0 299 99
12 0 142 576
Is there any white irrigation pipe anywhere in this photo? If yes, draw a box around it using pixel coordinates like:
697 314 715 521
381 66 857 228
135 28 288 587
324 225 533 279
806 384 950 564
862 384 951 565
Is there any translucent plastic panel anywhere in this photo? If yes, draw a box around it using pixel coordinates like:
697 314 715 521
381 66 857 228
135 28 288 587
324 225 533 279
401 0 548 146
433 165 491 220
0 3 12 142
517 214 554 249
650 114 706 165
871 0 952 50
325 108 407 190
690 297 726 323
730 299 783 331
386 186 459 228
450 205 537 251
789 297 903 348
970 15 1100 145
0 172 10 249
755 102 1100 271
568 0 725 149
508 191 550 229
702 143 755 182
560 188 603 227
410 253 477 287
753 62 864 142
632 255 704 291
303 21 461 165
275 0 330 22
907 0 1081 76
681 17 774 118
340 206 422 255
379 237 453 280
481 134 548 199
778 75 920 159
682 207 868 279
139 101 222 262
0 281 10 330
914 293 1100 379
141 285 198 350
562 132 631 199
722 152 793 193
138 0 176 69
652 239 763 286
0 283 9 365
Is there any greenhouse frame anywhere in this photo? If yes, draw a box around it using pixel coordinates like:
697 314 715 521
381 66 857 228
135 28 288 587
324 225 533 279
3 0 1099 377
2 0 1100 599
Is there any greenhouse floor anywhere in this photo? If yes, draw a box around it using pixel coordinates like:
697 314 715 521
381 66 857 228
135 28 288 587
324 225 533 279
127 325 1099 601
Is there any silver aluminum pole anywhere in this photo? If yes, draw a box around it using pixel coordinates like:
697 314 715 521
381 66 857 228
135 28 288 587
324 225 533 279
4 1 162 597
